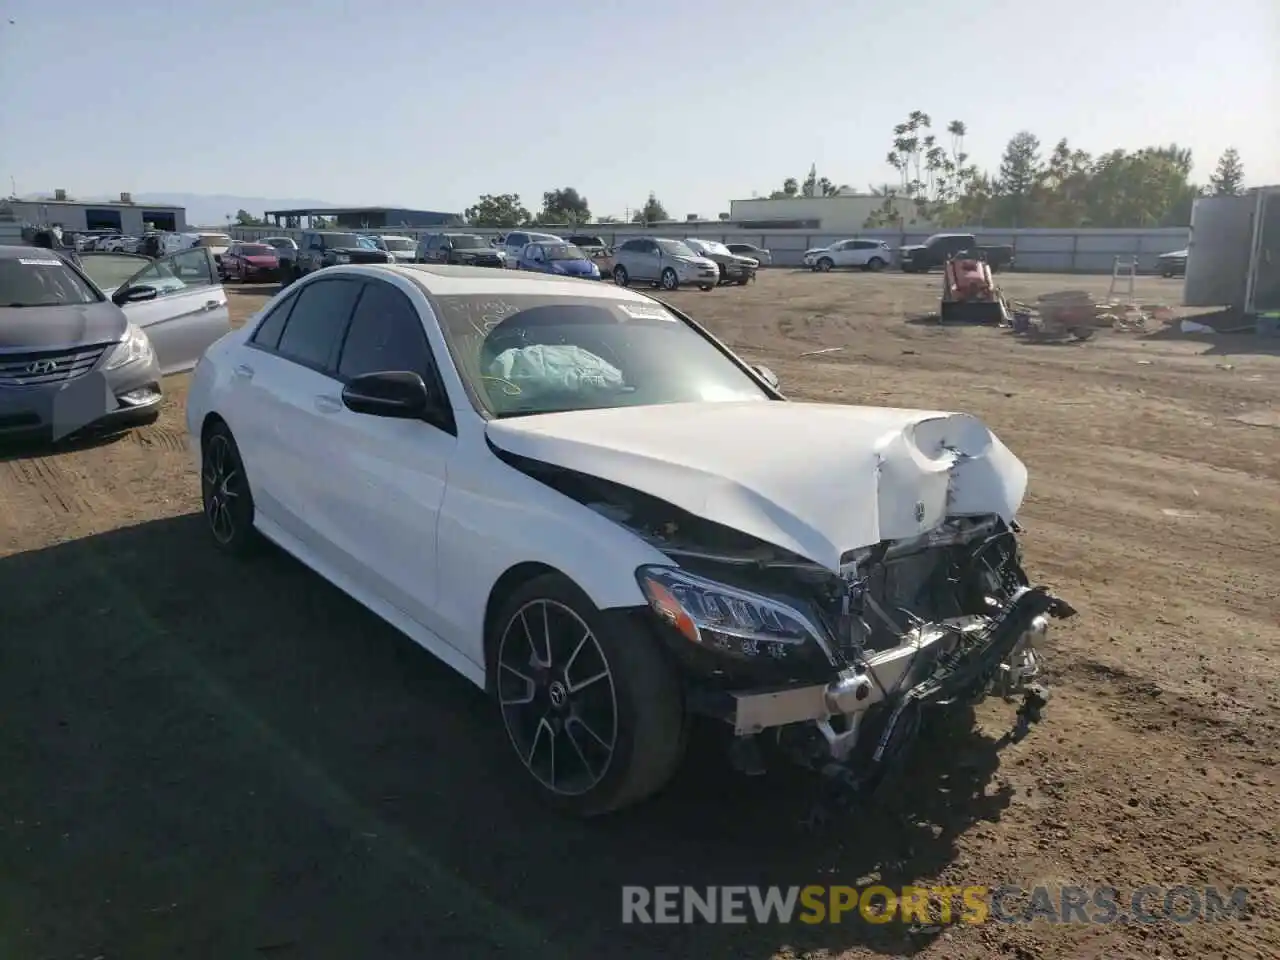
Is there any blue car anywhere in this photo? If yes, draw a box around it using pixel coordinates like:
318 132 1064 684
516 241 601 279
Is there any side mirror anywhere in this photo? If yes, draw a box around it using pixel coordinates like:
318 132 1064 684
113 285 159 305
341 370 440 421
752 364 780 390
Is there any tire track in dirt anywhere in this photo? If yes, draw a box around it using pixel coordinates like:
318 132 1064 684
130 422 189 455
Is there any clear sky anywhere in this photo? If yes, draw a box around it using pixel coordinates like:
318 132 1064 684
1 0 1275 218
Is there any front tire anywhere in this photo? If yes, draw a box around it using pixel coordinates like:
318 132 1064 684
816 257 834 272
660 267 679 290
491 573 686 817
201 422 259 558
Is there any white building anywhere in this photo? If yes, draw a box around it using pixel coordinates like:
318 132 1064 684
729 194 931 233
1 191 187 235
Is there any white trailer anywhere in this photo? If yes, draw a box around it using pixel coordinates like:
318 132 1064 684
1184 186 1280 315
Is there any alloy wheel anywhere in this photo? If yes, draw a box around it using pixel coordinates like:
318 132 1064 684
202 434 241 545
496 599 618 796
661 268 678 290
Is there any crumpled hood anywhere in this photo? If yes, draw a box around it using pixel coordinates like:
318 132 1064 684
486 400 1028 571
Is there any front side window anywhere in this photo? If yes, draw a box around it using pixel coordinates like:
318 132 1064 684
124 247 215 294
433 294 770 418
274 278 361 371
0 254 101 306
338 281 435 381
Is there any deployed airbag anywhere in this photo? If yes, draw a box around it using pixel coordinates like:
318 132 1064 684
489 344 625 398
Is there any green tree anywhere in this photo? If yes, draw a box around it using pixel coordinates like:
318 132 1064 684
1082 145 1198 227
1208 147 1246 196
536 187 591 225
882 111 972 223
595 214 620 223
1035 138 1095 227
993 131 1043 226
234 209 264 226
631 193 669 224
464 193 531 227
769 177 800 199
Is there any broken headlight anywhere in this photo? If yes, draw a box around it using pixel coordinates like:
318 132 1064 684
636 565 832 663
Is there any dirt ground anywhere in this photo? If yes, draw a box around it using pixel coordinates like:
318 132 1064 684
1 269 1277 960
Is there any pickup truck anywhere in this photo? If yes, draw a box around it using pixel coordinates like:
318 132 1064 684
898 233 1015 273
292 230 393 281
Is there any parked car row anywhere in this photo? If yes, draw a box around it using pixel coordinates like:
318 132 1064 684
802 233 1017 275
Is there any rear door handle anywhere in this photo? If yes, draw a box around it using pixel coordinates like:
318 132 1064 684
233 363 254 379
314 395 343 414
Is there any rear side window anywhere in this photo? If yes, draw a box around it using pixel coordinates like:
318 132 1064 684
337 281 435 381
251 290 299 349
274 278 361 372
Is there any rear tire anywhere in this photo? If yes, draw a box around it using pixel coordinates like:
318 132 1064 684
490 573 686 817
867 257 886 272
201 422 260 558
698 284 713 291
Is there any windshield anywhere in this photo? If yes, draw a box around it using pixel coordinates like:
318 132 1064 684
0 255 101 306
357 236 380 250
656 239 697 258
240 244 274 256
197 235 232 248
433 294 770 419
700 240 731 256
544 244 586 261
449 235 488 250
323 233 363 248
383 237 416 251
78 253 149 292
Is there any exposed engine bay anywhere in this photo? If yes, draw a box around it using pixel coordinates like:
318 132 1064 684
501 449 1077 796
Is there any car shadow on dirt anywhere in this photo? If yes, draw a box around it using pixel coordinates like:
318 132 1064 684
0 514 1018 959
0 429 129 462
1138 308 1280 357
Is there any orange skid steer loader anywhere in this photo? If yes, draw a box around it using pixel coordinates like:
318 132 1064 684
940 250 1009 324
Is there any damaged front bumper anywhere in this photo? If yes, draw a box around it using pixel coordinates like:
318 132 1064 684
716 586 1075 780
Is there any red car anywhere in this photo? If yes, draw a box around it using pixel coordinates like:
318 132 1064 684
220 242 281 283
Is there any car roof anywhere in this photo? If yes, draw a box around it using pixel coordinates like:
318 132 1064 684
343 263 661 303
0 245 74 260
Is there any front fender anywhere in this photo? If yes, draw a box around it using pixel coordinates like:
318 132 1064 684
433 443 670 669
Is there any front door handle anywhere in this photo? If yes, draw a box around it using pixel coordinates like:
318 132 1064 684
233 363 254 379
314 395 343 414
204 299 221 311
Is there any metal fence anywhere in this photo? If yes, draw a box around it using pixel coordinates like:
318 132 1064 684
227 224 1190 274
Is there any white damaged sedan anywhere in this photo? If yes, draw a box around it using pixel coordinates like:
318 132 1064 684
186 264 1075 816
